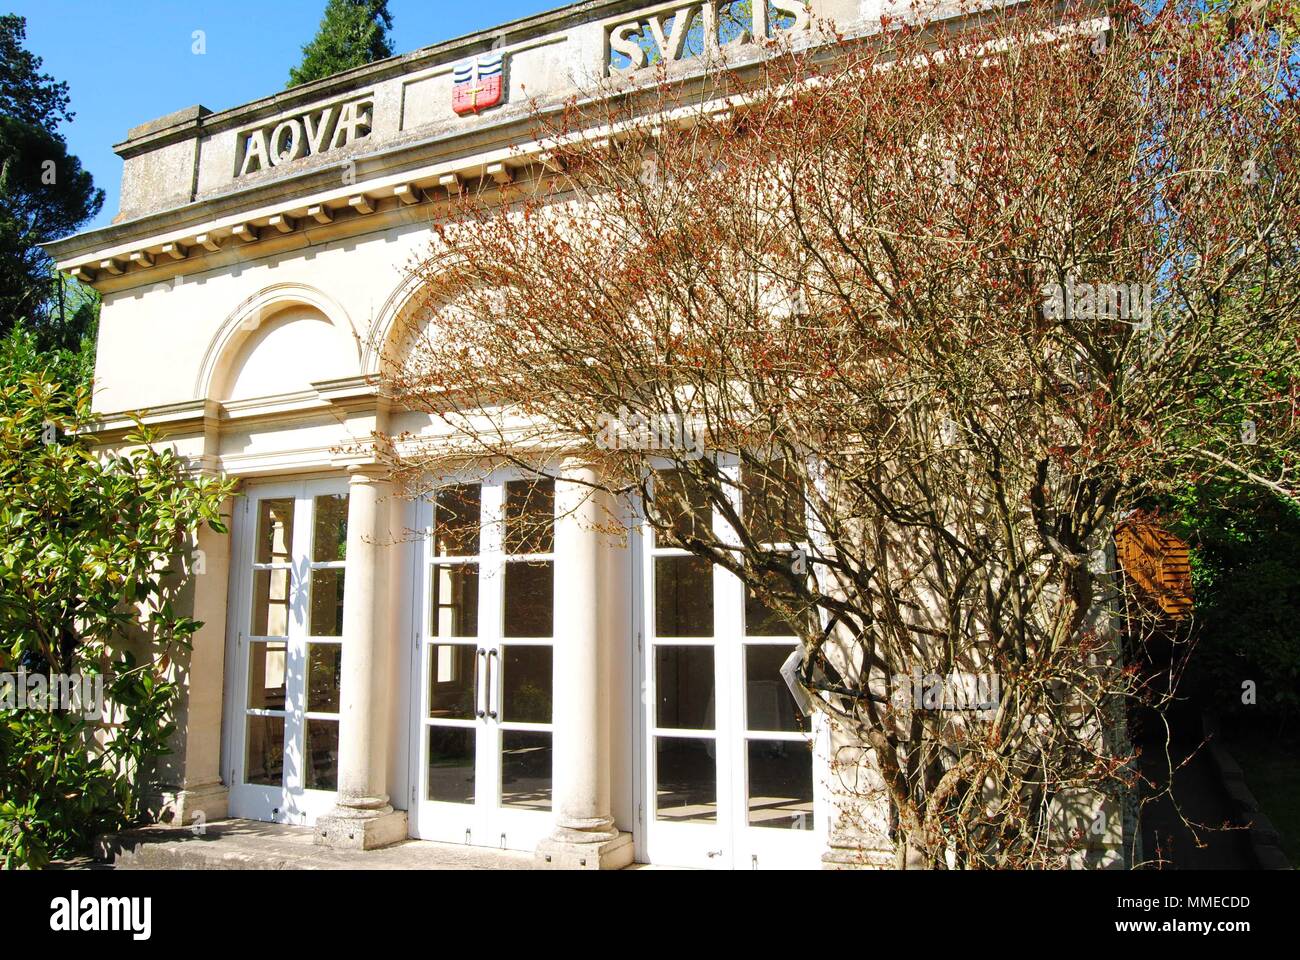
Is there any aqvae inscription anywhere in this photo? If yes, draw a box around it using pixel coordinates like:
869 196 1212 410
609 0 810 72
238 97 374 177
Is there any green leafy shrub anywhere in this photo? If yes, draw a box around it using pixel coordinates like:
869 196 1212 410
0 327 232 867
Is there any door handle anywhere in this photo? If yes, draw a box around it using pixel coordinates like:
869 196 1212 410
476 648 487 718
487 649 499 720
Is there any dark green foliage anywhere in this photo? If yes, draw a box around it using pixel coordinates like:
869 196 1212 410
0 15 73 130
0 16 103 341
0 117 103 335
1167 481 1300 725
288 0 394 88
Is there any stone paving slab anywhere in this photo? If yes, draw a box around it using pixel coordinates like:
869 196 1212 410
98 820 541 870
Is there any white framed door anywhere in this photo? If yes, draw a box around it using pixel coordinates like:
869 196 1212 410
639 460 826 869
408 471 556 851
228 478 349 824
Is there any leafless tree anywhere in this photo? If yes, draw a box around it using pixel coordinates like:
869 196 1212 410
380 1 1300 867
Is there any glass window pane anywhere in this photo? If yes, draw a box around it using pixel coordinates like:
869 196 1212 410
312 494 348 562
742 460 806 545
304 719 339 791
502 645 552 723
309 569 345 636
245 715 285 786
651 469 712 546
255 498 295 565
429 643 478 720
655 646 715 730
427 726 475 803
435 485 481 557
505 479 554 554
655 737 717 822
251 568 291 637
654 555 713 637
307 643 342 713
745 582 813 638
747 739 814 830
504 561 553 637
500 730 552 810
431 563 478 637
247 641 287 711
745 645 804 732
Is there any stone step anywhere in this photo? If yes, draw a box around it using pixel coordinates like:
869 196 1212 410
97 820 541 870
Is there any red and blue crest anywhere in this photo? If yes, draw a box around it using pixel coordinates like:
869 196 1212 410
452 52 504 115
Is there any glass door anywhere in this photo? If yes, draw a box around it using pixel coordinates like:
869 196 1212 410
641 461 822 868
229 478 348 824
412 472 555 851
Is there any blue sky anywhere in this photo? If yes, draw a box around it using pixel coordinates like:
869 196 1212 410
6 1 563 229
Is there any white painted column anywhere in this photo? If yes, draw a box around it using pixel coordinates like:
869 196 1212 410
314 464 407 848
536 458 633 869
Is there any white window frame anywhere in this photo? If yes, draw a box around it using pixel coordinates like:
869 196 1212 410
224 476 349 825
406 466 557 851
633 453 830 869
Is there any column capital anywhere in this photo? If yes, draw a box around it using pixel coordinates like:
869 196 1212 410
558 453 605 479
345 462 390 484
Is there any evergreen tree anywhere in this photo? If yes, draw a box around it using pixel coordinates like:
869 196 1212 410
0 17 102 341
288 0 395 88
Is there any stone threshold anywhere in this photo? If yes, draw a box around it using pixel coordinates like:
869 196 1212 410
95 819 548 871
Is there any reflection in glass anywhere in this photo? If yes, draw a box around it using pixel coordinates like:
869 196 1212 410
245 715 285 786
435 485 481 557
655 646 715 730
312 494 348 562
309 569 345 636
505 479 554 554
429 644 477 719
655 737 718 822
502 645 552 723
307 643 342 713
255 499 294 565
744 583 813 638
427 726 475 803
501 730 552 810
654 555 713 637
745 645 804 732
247 641 287 711
747 739 815 829
651 470 711 546
504 561 553 637
305 719 339 791
251 568 291 637
431 564 478 636
742 460 806 545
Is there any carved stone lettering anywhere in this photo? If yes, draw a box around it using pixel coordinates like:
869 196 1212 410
238 97 373 177
608 0 810 73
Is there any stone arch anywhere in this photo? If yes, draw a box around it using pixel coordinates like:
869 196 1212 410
364 254 474 379
196 284 362 401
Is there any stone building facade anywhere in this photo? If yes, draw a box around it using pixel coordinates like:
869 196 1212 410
45 0 1125 869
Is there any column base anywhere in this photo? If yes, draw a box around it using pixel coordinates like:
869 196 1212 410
821 837 896 870
314 808 409 850
535 831 634 870
152 782 229 829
